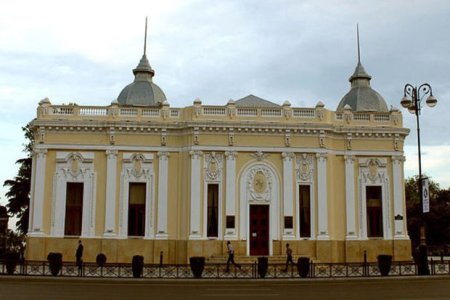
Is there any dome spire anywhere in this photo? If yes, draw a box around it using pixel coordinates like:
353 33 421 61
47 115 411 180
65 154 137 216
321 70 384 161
144 16 148 56
336 25 388 112
357 23 361 64
133 17 155 77
349 24 371 82
117 17 167 107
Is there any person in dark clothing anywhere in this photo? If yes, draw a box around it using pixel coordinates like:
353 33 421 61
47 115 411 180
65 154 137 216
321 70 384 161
76 240 84 276
283 243 294 272
226 241 240 272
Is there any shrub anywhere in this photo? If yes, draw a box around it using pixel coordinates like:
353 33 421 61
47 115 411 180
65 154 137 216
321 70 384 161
297 257 310 278
377 254 392 276
131 255 144 278
257 257 268 278
189 256 205 278
47 252 63 276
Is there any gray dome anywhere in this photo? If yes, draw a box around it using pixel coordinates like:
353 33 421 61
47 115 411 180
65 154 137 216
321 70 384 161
117 55 167 106
337 62 388 112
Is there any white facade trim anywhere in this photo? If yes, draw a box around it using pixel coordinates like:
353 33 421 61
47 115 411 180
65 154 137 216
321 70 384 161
118 153 154 239
50 151 96 238
189 151 203 240
358 158 392 239
156 152 169 239
224 151 237 239
104 150 118 237
316 153 329 240
344 155 358 240
239 161 280 256
295 153 316 240
28 149 47 236
35 144 404 158
282 152 295 239
392 156 408 239
203 152 223 239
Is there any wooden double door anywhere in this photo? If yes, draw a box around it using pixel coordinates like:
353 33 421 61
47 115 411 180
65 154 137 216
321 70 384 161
249 205 270 256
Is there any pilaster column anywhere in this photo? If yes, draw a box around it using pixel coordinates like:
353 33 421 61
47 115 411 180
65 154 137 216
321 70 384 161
282 152 295 239
104 150 118 237
392 156 407 239
189 151 203 239
344 155 357 240
224 151 237 239
316 153 329 240
156 151 169 239
29 149 47 236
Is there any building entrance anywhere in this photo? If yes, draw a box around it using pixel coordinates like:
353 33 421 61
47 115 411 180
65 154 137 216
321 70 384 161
249 205 269 256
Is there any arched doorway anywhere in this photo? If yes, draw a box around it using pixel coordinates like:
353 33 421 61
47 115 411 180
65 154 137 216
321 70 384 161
239 163 280 256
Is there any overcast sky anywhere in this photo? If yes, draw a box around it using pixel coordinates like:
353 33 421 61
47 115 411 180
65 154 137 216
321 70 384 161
1 0 449 211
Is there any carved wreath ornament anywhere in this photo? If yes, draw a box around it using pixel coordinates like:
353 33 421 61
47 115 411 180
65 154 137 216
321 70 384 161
248 167 272 202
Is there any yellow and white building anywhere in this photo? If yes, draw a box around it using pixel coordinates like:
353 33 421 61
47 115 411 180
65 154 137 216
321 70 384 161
26 43 412 264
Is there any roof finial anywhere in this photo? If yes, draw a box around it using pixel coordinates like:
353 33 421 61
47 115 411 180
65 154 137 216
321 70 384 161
144 17 148 56
357 23 361 63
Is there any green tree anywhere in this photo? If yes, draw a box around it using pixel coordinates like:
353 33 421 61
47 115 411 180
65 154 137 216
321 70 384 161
3 124 33 234
405 176 450 249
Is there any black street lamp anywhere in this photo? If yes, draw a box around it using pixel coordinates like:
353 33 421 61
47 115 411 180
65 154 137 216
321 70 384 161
400 83 437 273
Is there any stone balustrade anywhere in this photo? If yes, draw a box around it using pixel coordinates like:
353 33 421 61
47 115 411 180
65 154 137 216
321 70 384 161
36 98 402 127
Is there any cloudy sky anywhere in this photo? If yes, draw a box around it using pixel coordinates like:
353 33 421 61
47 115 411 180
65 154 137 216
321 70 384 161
1 0 449 211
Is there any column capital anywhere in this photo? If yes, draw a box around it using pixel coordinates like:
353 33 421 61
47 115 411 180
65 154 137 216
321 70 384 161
189 150 203 159
316 152 328 161
282 152 295 161
105 149 118 158
33 148 48 157
344 155 355 163
225 151 237 160
391 156 405 164
157 151 170 159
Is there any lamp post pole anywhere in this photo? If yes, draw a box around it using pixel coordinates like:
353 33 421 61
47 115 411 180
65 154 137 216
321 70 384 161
400 83 437 273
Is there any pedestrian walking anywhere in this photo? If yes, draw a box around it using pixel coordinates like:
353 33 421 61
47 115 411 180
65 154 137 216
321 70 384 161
226 241 240 272
283 243 294 272
76 240 84 276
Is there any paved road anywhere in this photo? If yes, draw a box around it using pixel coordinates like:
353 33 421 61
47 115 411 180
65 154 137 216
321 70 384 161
0 276 449 300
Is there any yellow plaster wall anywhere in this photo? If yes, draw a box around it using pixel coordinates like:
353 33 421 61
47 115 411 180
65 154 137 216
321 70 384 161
94 151 107 235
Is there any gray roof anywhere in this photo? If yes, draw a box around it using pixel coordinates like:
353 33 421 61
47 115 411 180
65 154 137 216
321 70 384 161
234 94 280 107
337 62 388 112
117 55 167 106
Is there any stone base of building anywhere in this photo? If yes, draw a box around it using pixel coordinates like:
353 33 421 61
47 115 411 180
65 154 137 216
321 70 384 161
26 237 412 264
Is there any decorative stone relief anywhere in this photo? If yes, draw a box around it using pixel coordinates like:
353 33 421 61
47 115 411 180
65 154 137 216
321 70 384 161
346 133 352 150
193 127 200 145
161 129 167 146
38 127 45 144
319 131 325 148
296 153 314 182
359 158 386 184
109 127 115 145
228 130 234 146
284 130 291 147
250 151 269 161
247 166 273 202
393 134 399 151
204 152 223 182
